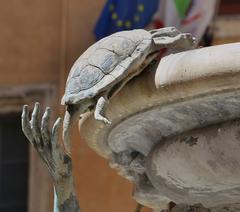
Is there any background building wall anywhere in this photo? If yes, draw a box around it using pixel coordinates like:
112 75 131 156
0 0 152 211
0 0 239 211
0 0 62 86
0 0 62 212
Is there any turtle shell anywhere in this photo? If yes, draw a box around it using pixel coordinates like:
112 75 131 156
62 29 152 105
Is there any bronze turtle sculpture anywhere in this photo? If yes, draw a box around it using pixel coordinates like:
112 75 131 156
61 27 196 152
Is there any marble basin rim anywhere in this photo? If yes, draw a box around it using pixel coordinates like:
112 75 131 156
78 43 240 209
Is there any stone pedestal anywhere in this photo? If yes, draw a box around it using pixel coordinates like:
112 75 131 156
79 43 240 211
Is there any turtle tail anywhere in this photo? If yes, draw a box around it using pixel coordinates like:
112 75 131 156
63 105 81 154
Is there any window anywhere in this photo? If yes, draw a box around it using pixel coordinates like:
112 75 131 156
0 113 29 212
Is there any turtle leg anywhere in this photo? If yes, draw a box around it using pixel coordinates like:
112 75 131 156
63 105 82 154
153 33 196 50
94 96 111 125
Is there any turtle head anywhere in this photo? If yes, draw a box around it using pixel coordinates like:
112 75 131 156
63 104 81 154
149 27 180 38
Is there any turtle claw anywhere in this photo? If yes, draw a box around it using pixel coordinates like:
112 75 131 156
95 115 112 125
103 118 112 125
177 33 197 49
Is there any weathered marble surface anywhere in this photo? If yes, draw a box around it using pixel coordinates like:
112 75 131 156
170 203 240 212
79 43 240 210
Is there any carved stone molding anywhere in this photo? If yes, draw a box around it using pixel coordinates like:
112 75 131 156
0 84 56 114
79 43 240 210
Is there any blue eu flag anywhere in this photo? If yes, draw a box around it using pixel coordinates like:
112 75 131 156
94 0 159 40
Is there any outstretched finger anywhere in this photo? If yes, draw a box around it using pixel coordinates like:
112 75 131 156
41 107 51 147
51 117 62 148
21 105 34 145
30 102 42 146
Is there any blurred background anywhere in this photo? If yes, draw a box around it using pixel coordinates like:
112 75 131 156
0 0 239 212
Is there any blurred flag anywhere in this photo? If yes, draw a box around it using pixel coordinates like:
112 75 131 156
151 0 218 43
94 0 159 40
94 0 218 44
